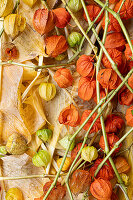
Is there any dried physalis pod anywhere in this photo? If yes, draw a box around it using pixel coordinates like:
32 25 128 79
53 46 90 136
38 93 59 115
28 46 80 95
111 192 119 200
128 73 133 89
67 0 82 13
125 105 133 127
97 69 121 90
53 8 71 28
76 55 95 77
22 0 37 7
114 156 130 174
105 114 125 134
2 43 19 61
53 68 73 88
6 188 24 200
105 32 126 51
57 157 72 171
58 104 80 127
78 77 96 101
69 169 91 195
45 35 68 57
0 0 13 17
83 5 104 23
80 110 101 133
114 0 133 20
90 178 113 200
93 89 106 104
89 158 114 180
99 133 122 155
102 13 121 32
39 82 56 101
33 9 56 35
81 146 98 162
68 32 82 48
103 0 119 4
118 86 133 106
4 14 26 38
125 40 133 61
71 143 87 161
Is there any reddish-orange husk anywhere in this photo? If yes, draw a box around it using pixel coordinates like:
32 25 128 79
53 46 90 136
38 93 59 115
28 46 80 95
128 73 133 89
83 4 104 23
114 156 130 174
118 86 133 106
45 35 68 57
33 9 56 35
76 55 95 77
80 110 101 133
105 32 126 51
71 143 87 161
90 178 112 200
114 0 133 20
53 68 73 88
111 192 119 200
103 0 119 4
58 104 80 127
102 13 121 32
53 8 71 28
5 46 19 61
125 105 133 127
78 77 96 101
125 40 133 61
93 89 106 104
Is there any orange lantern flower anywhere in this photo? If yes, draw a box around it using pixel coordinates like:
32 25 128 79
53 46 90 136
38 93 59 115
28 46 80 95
53 68 73 88
99 133 122 154
118 86 133 106
45 35 68 57
102 13 121 32
78 77 96 101
4 45 19 61
105 114 125 133
93 89 106 104
97 69 121 90
105 32 126 51
103 0 119 4
125 40 133 61
71 143 87 161
53 8 71 28
83 5 104 23
90 178 112 200
89 158 114 180
111 192 119 200
125 105 133 127
69 169 91 195
114 156 130 174
114 0 133 20
128 73 133 89
80 110 101 133
58 104 80 127
76 55 95 77
33 9 56 35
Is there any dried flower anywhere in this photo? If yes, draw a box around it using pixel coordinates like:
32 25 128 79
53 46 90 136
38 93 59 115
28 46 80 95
78 77 96 101
83 5 104 23
59 135 75 151
57 157 72 171
105 114 125 133
99 133 122 154
118 86 133 106
36 129 52 142
53 68 73 88
81 146 98 162
33 9 56 35
32 150 50 168
67 32 82 47
2 43 19 61
93 89 106 104
105 32 126 51
71 143 87 161
67 0 82 13
125 105 133 127
125 40 133 61
69 169 91 195
97 69 121 90
114 156 130 174
4 14 26 38
0 0 13 17
102 13 121 32
90 178 112 200
120 173 129 185
76 55 95 77
114 0 133 20
22 0 37 7
39 82 56 101
45 35 68 57
6 188 24 200
103 0 119 4
89 158 114 180
80 110 101 133
53 8 71 28
58 104 80 127
128 73 133 89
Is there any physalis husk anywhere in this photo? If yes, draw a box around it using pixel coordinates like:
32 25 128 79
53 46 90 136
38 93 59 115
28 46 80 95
22 0 37 8
0 0 13 17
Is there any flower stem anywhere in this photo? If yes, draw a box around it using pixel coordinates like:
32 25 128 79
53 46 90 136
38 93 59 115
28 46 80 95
12 0 20 14
0 27 4 38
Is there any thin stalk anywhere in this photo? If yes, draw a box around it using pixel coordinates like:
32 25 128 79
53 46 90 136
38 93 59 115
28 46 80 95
66 182 74 200
116 184 130 200
12 0 20 14
117 0 126 13
0 27 4 38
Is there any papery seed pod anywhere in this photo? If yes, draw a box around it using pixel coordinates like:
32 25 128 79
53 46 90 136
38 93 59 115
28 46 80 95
45 35 68 57
53 8 71 28
2 43 19 61
6 188 24 200
58 104 80 127
102 13 121 32
120 173 129 185
81 146 98 162
67 32 82 47
80 110 101 133
125 105 133 127
118 86 133 106
128 73 133 89
114 156 130 174
22 0 37 7
93 89 106 104
76 55 95 77
97 69 121 90
57 157 72 171
105 32 126 51
103 0 119 4
59 135 75 151
99 133 122 155
4 14 26 38
78 77 96 101
69 169 91 195
83 5 104 24
33 9 56 35
0 146 7 155
53 68 73 88
71 143 87 161
125 40 133 61
0 0 13 17
67 0 82 13
111 192 119 200
32 150 50 167
114 0 133 20
39 82 56 101
90 178 112 200
36 129 52 142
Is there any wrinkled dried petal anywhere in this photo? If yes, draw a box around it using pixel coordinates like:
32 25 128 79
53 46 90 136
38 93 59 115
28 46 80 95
53 8 71 28
125 105 133 127
118 86 133 106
